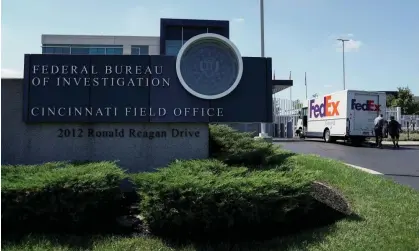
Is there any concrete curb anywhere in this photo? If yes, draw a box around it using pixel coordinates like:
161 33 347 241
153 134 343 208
344 163 383 175
272 139 303 142
273 138 419 146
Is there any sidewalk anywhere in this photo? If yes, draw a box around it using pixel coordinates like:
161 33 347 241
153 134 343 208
373 141 419 146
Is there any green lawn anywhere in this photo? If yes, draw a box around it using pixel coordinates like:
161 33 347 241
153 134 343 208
383 132 419 141
3 153 419 251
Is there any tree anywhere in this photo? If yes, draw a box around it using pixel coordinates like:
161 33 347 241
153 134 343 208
311 93 319 99
391 87 419 115
294 99 304 109
386 94 396 108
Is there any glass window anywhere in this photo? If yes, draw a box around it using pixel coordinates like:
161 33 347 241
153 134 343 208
61 47 71 54
182 27 207 41
165 40 183 56
87 48 106 55
43 44 122 55
89 48 98 54
96 48 106 54
71 47 89 55
106 48 115 54
114 48 123 54
55 47 64 54
166 40 183 47
106 47 123 55
131 47 140 55
42 46 71 54
140 46 149 55
131 45 149 55
43 47 54 54
166 46 181 56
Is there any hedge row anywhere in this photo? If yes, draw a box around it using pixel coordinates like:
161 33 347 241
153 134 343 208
209 124 278 167
131 159 314 239
2 125 316 239
1 161 127 234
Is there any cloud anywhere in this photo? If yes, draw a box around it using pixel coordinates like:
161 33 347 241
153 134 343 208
327 33 364 52
329 33 362 52
1 68 22 78
232 18 245 23
335 39 362 52
324 84 333 88
329 33 354 40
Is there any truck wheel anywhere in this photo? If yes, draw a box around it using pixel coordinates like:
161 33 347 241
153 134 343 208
324 129 332 143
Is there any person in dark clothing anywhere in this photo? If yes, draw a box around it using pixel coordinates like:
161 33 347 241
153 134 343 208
374 114 384 148
387 116 401 148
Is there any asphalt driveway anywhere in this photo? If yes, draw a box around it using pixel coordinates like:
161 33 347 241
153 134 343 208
275 140 419 190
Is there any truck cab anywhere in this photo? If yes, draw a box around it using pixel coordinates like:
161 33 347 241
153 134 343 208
295 106 308 138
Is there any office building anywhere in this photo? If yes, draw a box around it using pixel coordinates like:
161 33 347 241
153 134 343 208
42 34 158 55
41 17 291 98
41 18 229 56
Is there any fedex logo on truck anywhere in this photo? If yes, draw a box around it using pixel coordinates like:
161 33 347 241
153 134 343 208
351 99 381 111
309 95 340 118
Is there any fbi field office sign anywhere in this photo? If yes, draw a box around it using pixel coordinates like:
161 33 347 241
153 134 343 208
8 33 274 171
23 34 273 125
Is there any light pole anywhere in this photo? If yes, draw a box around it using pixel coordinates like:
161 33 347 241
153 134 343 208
258 0 269 138
260 0 265 58
337 38 349 90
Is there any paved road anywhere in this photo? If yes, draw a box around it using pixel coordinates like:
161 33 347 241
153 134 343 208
275 140 419 190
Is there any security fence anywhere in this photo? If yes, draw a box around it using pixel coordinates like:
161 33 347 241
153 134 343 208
386 107 418 131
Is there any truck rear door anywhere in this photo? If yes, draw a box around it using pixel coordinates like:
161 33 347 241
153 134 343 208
350 93 382 136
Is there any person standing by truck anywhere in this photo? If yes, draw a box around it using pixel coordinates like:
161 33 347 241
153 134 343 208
387 116 401 148
374 114 384 148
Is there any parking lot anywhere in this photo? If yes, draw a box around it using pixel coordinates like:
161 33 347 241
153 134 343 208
275 140 419 190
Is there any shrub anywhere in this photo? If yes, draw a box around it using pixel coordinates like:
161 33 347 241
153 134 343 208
131 159 315 239
209 124 278 166
1 161 127 234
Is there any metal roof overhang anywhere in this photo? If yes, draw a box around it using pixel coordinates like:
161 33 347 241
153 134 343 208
272 80 293 94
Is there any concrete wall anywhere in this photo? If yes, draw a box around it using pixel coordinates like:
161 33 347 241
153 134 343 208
1 79 208 172
42 34 160 55
221 123 275 137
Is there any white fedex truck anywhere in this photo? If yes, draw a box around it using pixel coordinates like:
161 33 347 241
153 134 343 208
295 90 386 144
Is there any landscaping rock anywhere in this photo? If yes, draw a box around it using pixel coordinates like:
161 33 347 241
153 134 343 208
310 181 352 215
